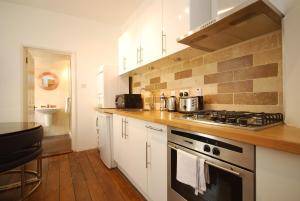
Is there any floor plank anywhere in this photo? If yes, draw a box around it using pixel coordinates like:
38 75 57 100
86 150 145 201
0 150 146 201
68 152 93 201
27 157 49 201
59 154 76 201
44 156 60 201
84 151 125 201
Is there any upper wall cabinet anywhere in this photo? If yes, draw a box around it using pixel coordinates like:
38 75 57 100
162 0 190 56
140 0 163 65
118 0 162 75
215 0 247 15
118 0 212 75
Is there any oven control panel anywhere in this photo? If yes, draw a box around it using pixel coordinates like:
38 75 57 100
168 127 255 171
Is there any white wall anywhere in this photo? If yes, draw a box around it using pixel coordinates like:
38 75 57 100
0 1 120 151
283 0 300 128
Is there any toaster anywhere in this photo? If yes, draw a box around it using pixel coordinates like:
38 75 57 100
178 96 203 113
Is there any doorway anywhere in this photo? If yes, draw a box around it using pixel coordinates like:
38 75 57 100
23 47 73 157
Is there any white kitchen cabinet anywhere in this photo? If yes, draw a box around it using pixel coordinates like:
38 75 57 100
126 117 148 194
113 115 148 194
140 0 163 64
256 146 300 201
112 114 122 165
118 32 129 75
146 123 167 201
118 0 215 75
112 114 168 201
162 0 190 55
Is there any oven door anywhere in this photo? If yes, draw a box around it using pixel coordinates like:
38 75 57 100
167 143 254 201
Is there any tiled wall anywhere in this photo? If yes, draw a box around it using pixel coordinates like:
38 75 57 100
131 31 283 113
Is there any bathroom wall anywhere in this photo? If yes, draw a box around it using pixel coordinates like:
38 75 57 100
132 31 283 113
32 50 70 136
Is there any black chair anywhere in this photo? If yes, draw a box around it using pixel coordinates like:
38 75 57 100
0 125 43 200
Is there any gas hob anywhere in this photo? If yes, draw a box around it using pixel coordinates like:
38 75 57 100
178 110 284 131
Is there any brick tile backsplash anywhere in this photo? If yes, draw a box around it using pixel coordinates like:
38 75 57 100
205 94 234 104
234 63 278 80
218 55 253 72
204 72 233 84
131 31 283 113
150 77 160 84
133 82 141 87
234 92 278 105
218 80 253 93
175 69 192 80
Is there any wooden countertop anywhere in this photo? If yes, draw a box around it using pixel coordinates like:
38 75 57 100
96 108 300 155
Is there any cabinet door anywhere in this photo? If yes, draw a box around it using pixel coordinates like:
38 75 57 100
126 117 148 194
140 0 163 65
215 0 247 16
162 0 190 56
127 22 141 71
112 115 123 165
118 33 127 75
119 30 138 75
147 123 167 201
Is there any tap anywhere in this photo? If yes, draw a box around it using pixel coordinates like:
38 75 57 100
140 88 155 111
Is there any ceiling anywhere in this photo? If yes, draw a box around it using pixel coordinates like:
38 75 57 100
1 0 144 26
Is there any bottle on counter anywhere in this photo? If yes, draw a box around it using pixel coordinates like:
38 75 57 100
160 93 167 111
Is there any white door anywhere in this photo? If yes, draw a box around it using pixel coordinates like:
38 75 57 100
162 0 190 56
147 123 168 201
126 117 148 194
23 48 35 122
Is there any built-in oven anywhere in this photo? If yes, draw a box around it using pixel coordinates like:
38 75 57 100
167 127 255 201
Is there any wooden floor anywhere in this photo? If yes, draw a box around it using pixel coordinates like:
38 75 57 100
0 150 146 201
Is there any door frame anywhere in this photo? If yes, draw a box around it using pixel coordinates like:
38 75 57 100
21 45 78 151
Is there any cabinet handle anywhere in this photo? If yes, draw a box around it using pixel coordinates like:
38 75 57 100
145 125 163 132
136 47 139 64
121 118 124 138
162 31 167 55
140 46 143 63
96 117 98 127
123 57 126 70
146 142 148 168
124 120 128 138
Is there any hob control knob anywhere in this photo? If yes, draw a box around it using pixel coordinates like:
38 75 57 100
212 147 220 156
203 144 210 152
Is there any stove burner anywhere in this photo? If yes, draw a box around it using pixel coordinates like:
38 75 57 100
181 110 283 130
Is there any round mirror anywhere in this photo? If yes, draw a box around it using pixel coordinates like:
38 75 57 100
38 72 59 90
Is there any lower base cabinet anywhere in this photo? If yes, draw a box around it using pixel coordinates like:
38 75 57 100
112 114 167 201
256 146 300 201
146 123 167 201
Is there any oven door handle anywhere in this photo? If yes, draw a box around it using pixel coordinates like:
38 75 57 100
168 144 241 177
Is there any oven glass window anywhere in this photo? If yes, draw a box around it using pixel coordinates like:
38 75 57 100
171 149 242 201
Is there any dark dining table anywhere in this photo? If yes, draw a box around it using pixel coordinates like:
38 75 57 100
0 122 41 137
0 122 43 200
0 122 43 171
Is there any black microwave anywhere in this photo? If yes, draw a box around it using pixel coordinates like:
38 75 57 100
115 94 143 109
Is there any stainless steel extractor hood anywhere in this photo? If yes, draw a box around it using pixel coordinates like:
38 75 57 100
177 0 284 52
